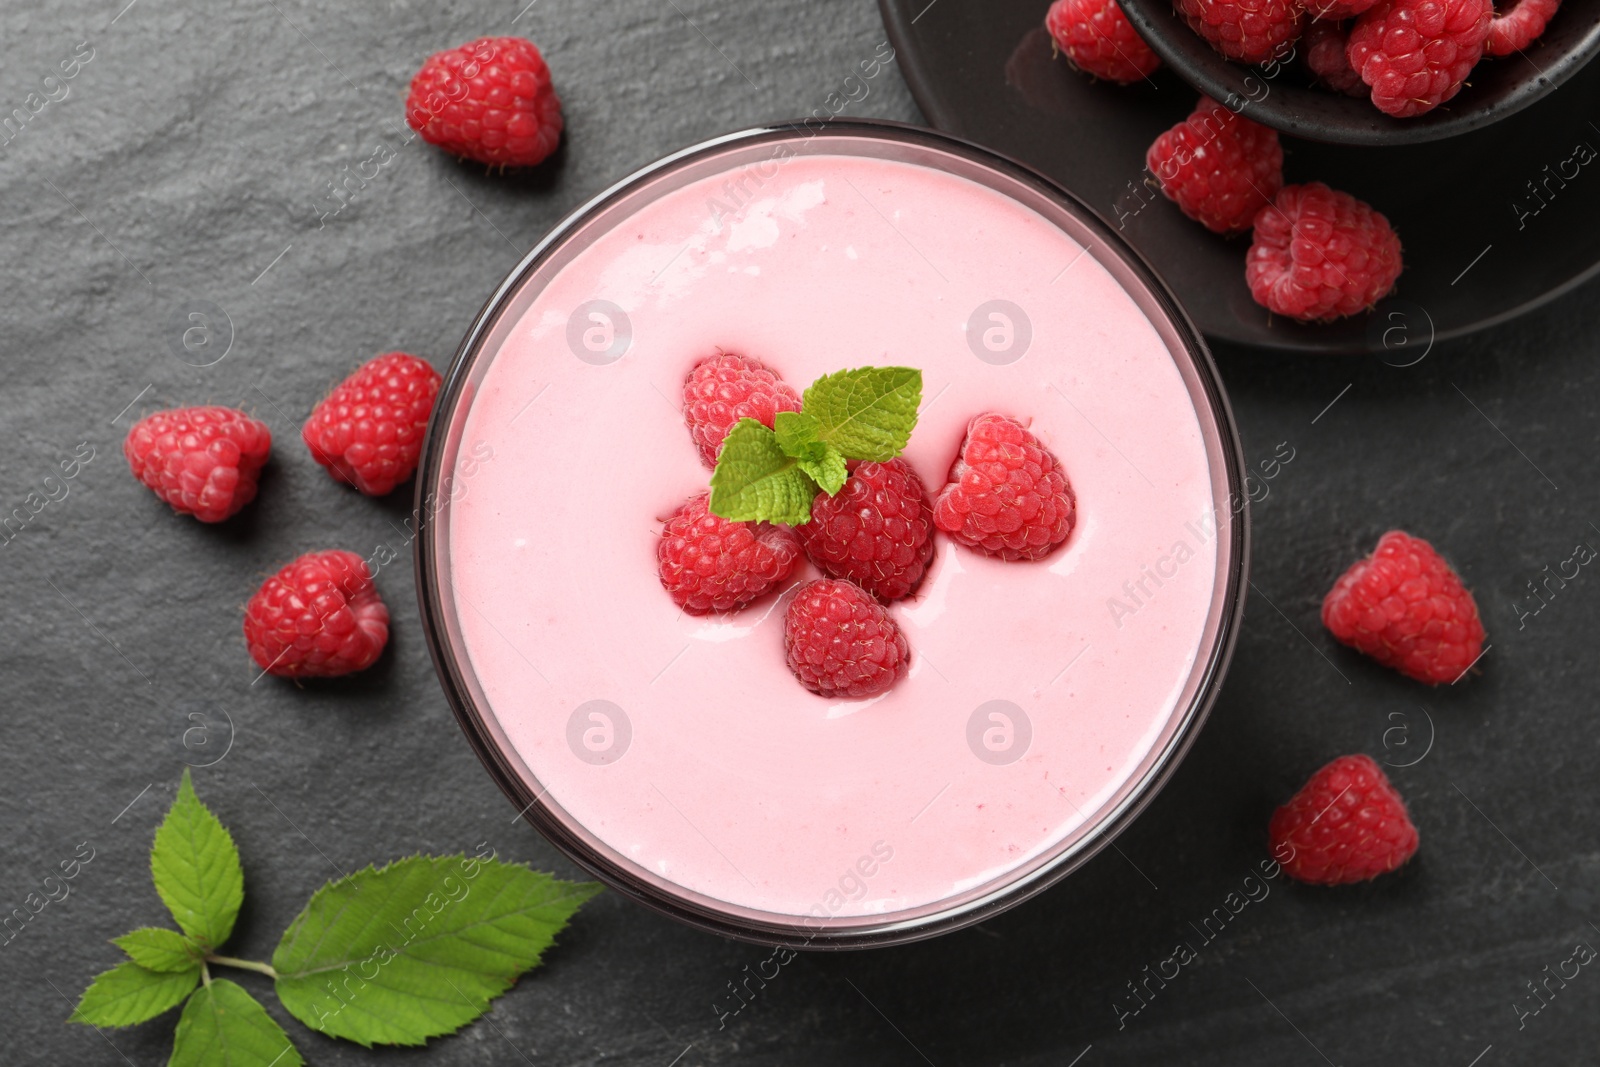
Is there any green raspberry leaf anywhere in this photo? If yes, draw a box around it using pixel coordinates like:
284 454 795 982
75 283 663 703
113 927 203 973
170 979 303 1067
797 445 848 496
272 854 603 1047
69 961 198 1028
150 769 244 949
803 366 923 462
708 418 819 525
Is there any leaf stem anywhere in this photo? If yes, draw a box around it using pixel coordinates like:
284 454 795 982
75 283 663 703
207 954 278 978
200 960 212 988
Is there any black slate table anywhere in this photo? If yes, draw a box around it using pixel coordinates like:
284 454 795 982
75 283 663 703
3 1 1597 1064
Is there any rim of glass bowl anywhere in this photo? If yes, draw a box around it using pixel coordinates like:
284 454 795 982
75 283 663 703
413 118 1251 950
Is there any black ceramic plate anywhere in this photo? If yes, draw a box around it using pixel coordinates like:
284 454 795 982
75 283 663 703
881 0 1600 353
1120 0 1600 146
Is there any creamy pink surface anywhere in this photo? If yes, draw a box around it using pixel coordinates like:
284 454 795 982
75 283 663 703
447 152 1221 919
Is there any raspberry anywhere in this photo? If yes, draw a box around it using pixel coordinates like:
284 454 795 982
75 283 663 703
682 351 803 469
1303 20 1368 94
796 459 936 603
1045 0 1163 84
124 406 272 524
1348 0 1492 117
303 353 442 496
784 579 910 699
933 414 1076 562
406 36 562 167
1175 0 1304 63
657 493 802 615
243 550 389 678
1246 183 1402 322
1322 530 1485 685
1487 0 1561 55
1269 755 1419 885
1146 97 1283 235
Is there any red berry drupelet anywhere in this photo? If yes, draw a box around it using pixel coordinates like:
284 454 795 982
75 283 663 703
1487 0 1561 54
682 351 803 469
1347 0 1492 117
1246 182 1402 322
124 406 272 523
796 459 936 603
658 493 802 615
406 36 562 167
1303 20 1368 95
784 579 910 699
303 352 442 497
1322 530 1485 685
1045 0 1163 84
1269 754 1420 885
244 550 390 678
1175 0 1304 63
1146 97 1283 235
934 414 1076 562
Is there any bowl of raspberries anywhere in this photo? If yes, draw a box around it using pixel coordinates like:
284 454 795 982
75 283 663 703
1052 0 1600 144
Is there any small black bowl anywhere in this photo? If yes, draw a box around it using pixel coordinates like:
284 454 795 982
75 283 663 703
1116 0 1600 144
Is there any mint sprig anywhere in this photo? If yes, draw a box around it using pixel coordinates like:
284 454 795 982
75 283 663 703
709 365 922 524
69 769 602 1062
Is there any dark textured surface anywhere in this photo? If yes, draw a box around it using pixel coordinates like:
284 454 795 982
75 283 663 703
1 1 1597 1065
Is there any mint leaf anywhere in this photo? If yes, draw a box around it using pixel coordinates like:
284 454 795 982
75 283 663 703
804 366 923 462
708 418 819 525
113 927 203 972
170 979 303 1067
772 410 823 457
797 447 848 495
272 855 602 1047
151 769 244 949
69 961 198 1027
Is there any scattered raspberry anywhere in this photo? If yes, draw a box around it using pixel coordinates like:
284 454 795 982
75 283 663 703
124 406 272 524
682 351 803 469
1321 530 1485 685
1305 0 1380 21
1269 754 1419 885
657 493 802 615
244 550 389 678
784 579 910 699
303 353 442 496
1246 183 1402 322
1175 0 1304 63
1487 0 1561 54
1045 0 1163 84
1348 0 1492 117
406 36 562 167
1146 97 1283 235
933 414 1076 562
1304 20 1368 94
796 459 935 603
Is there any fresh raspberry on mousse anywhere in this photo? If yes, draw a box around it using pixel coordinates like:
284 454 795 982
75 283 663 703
934 413 1077 562
796 458 936 603
657 493 802 615
784 579 911 699
682 351 803 469
124 406 272 524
